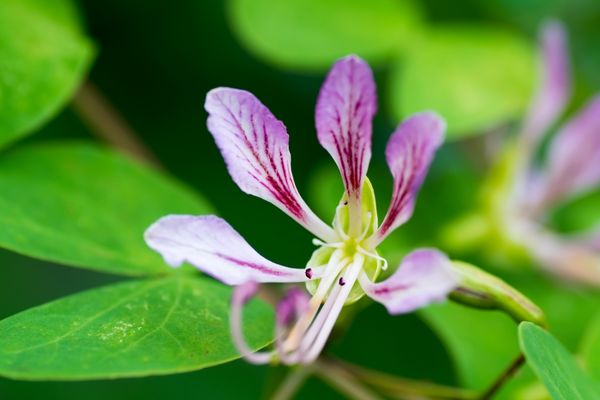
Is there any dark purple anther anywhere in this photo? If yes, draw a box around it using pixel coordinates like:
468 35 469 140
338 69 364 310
305 268 313 279
338 277 346 286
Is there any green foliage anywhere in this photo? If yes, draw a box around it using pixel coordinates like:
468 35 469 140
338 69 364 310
421 302 518 390
0 0 93 148
519 322 600 399
580 312 600 381
228 0 423 70
390 26 536 138
422 272 600 395
0 275 274 380
0 142 212 276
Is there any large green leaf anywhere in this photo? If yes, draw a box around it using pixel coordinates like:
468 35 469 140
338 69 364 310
0 142 212 276
0 0 94 148
421 302 518 390
519 322 600 399
390 25 535 139
0 275 274 380
580 312 600 381
228 0 423 71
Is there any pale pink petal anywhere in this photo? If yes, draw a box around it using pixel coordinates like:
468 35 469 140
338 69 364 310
524 229 600 286
535 96 600 207
205 88 335 241
373 112 445 244
360 249 458 315
522 20 571 146
144 215 308 285
315 55 376 231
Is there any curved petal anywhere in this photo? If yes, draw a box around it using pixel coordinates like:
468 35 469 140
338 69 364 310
522 20 571 146
315 55 376 233
144 215 308 285
373 112 445 244
205 88 335 241
535 96 600 208
359 249 458 315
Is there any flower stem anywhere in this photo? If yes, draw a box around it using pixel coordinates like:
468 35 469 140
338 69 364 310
271 367 311 400
477 353 525 400
72 81 162 169
313 359 383 400
330 357 477 400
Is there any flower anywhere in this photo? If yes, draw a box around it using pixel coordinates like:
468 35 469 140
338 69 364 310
484 21 600 284
144 55 458 364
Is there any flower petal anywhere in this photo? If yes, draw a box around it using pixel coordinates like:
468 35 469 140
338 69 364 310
144 215 308 285
525 229 600 286
360 249 458 315
536 95 600 207
373 112 445 244
205 88 335 241
315 55 376 232
522 20 571 146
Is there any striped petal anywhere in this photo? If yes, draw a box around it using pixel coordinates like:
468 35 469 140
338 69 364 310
522 20 571 147
144 215 308 285
315 55 377 234
536 96 600 208
205 88 335 241
359 249 458 315
373 112 445 244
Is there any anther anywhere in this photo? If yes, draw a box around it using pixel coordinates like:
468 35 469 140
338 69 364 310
305 268 313 279
338 277 346 286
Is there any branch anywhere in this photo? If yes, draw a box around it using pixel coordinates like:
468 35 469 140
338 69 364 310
72 81 162 169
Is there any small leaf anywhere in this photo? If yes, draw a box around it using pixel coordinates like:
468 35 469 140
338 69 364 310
422 272 600 392
228 0 423 71
519 322 600 399
390 25 536 139
0 275 274 380
0 142 212 276
0 0 94 148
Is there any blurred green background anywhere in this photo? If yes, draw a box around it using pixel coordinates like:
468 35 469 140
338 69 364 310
1 0 599 398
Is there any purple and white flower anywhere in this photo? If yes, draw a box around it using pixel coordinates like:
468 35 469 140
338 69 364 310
145 55 458 364
499 21 600 284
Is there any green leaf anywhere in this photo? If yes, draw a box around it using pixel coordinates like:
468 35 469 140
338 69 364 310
580 312 600 381
0 275 273 380
519 322 600 399
0 142 212 276
421 302 519 390
421 272 600 393
0 0 94 148
390 25 536 139
228 0 423 71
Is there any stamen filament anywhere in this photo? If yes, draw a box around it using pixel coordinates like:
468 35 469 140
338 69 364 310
357 246 388 270
300 254 365 363
283 250 348 350
312 238 344 248
230 282 274 364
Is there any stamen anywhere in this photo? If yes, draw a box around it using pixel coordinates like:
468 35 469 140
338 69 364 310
282 250 348 352
299 254 365 363
305 268 313 279
312 238 344 248
338 277 346 286
356 212 373 241
230 282 274 364
357 246 388 270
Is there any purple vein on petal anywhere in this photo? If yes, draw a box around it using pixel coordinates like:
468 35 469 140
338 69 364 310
205 88 335 241
315 55 377 207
